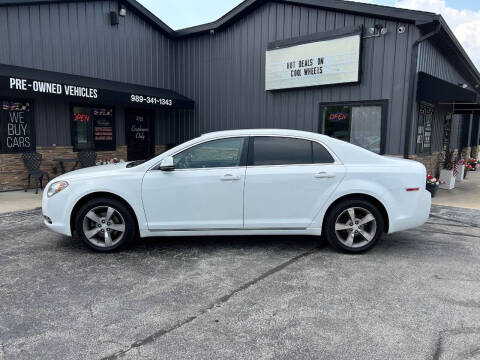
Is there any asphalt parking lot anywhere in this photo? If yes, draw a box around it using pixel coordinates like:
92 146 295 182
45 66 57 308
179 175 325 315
1 205 480 360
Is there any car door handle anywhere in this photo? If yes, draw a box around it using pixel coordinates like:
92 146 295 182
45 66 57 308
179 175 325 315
220 174 241 181
315 172 336 179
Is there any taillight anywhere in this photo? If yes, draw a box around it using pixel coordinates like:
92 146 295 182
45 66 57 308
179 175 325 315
406 188 420 192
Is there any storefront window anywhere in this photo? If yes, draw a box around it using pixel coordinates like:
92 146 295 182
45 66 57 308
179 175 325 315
443 113 452 152
322 102 384 154
72 106 115 151
416 103 434 154
0 100 35 154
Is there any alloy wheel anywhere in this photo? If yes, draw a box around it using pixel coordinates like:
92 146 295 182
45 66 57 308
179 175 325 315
334 207 377 249
82 206 126 248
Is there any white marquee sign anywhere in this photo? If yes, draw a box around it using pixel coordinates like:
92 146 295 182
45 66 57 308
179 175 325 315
265 34 361 91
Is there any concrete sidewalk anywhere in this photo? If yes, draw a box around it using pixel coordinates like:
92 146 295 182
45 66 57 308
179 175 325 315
0 190 42 214
432 169 480 210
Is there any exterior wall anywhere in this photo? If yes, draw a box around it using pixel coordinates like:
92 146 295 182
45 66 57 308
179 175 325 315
0 145 127 191
0 0 174 89
172 2 417 155
408 152 443 177
0 0 174 147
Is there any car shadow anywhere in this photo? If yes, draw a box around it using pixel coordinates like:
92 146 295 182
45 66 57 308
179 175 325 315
56 233 325 254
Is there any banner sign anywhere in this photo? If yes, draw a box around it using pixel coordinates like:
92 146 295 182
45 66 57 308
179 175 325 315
265 34 361 91
9 77 98 99
0 75 193 109
0 100 35 153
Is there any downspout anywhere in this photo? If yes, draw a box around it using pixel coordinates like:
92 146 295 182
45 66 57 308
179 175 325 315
403 20 441 159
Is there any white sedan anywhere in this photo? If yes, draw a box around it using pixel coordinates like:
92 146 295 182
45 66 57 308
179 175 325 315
42 129 431 253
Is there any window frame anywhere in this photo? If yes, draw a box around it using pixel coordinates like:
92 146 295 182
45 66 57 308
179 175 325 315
246 135 339 167
0 97 36 154
166 136 249 171
319 100 388 155
70 103 116 152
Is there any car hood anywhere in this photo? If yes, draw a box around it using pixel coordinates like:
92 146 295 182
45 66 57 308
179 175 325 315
52 163 130 182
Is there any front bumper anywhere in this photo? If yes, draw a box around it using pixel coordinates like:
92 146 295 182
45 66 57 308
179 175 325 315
42 186 74 236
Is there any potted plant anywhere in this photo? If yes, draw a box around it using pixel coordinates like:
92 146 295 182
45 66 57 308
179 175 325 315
456 158 466 182
467 158 479 171
426 175 440 197
439 151 456 190
96 158 125 166
466 163 474 178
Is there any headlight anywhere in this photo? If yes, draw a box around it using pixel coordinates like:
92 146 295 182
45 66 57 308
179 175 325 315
47 181 69 197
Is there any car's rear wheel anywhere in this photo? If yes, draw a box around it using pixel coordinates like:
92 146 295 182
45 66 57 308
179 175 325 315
76 198 136 252
324 199 384 253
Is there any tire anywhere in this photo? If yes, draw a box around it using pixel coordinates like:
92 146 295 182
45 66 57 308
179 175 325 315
324 199 384 254
75 197 136 252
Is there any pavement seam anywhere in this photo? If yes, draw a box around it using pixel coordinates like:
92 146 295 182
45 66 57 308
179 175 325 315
101 247 319 360
429 214 480 229
432 327 480 360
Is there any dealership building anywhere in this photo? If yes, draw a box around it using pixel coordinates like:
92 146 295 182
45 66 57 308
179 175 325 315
1 0 480 190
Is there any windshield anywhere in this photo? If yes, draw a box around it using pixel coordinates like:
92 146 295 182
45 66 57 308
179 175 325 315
126 154 159 168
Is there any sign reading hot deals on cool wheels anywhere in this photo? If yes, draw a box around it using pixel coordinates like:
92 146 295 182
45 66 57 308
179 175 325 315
265 34 361 91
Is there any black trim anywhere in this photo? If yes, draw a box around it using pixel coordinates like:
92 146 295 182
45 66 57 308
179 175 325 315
70 103 116 152
239 136 250 167
319 99 389 155
266 27 363 92
247 136 255 167
417 72 477 104
267 26 363 50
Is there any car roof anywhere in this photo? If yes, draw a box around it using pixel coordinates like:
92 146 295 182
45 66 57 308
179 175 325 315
201 128 328 140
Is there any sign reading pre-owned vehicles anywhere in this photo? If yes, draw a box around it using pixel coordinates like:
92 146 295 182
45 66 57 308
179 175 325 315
4 77 175 107
265 34 361 91
0 101 34 153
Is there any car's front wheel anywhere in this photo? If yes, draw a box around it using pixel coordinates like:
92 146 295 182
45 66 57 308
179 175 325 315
324 199 384 253
75 197 136 252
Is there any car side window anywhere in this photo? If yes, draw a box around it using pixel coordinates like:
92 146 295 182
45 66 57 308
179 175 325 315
252 137 334 166
313 141 335 164
173 137 246 169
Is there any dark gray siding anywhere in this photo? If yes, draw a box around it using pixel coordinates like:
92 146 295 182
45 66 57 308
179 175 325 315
418 40 473 87
0 0 174 88
0 0 175 147
172 2 417 154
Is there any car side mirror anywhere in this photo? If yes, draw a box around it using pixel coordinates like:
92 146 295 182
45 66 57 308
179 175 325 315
159 156 175 171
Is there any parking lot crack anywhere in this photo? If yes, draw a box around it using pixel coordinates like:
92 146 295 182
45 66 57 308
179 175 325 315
101 248 318 360
432 327 480 360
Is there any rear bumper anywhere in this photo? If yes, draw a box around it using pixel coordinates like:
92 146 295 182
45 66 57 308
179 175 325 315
388 189 431 233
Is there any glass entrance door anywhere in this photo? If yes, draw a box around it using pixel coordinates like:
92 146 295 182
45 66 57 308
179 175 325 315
125 109 155 161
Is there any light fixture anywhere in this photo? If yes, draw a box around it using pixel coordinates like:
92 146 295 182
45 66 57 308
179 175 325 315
364 24 387 38
119 5 127 17
459 83 469 89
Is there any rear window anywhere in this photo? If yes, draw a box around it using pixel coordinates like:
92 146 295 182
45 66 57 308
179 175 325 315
252 137 334 166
